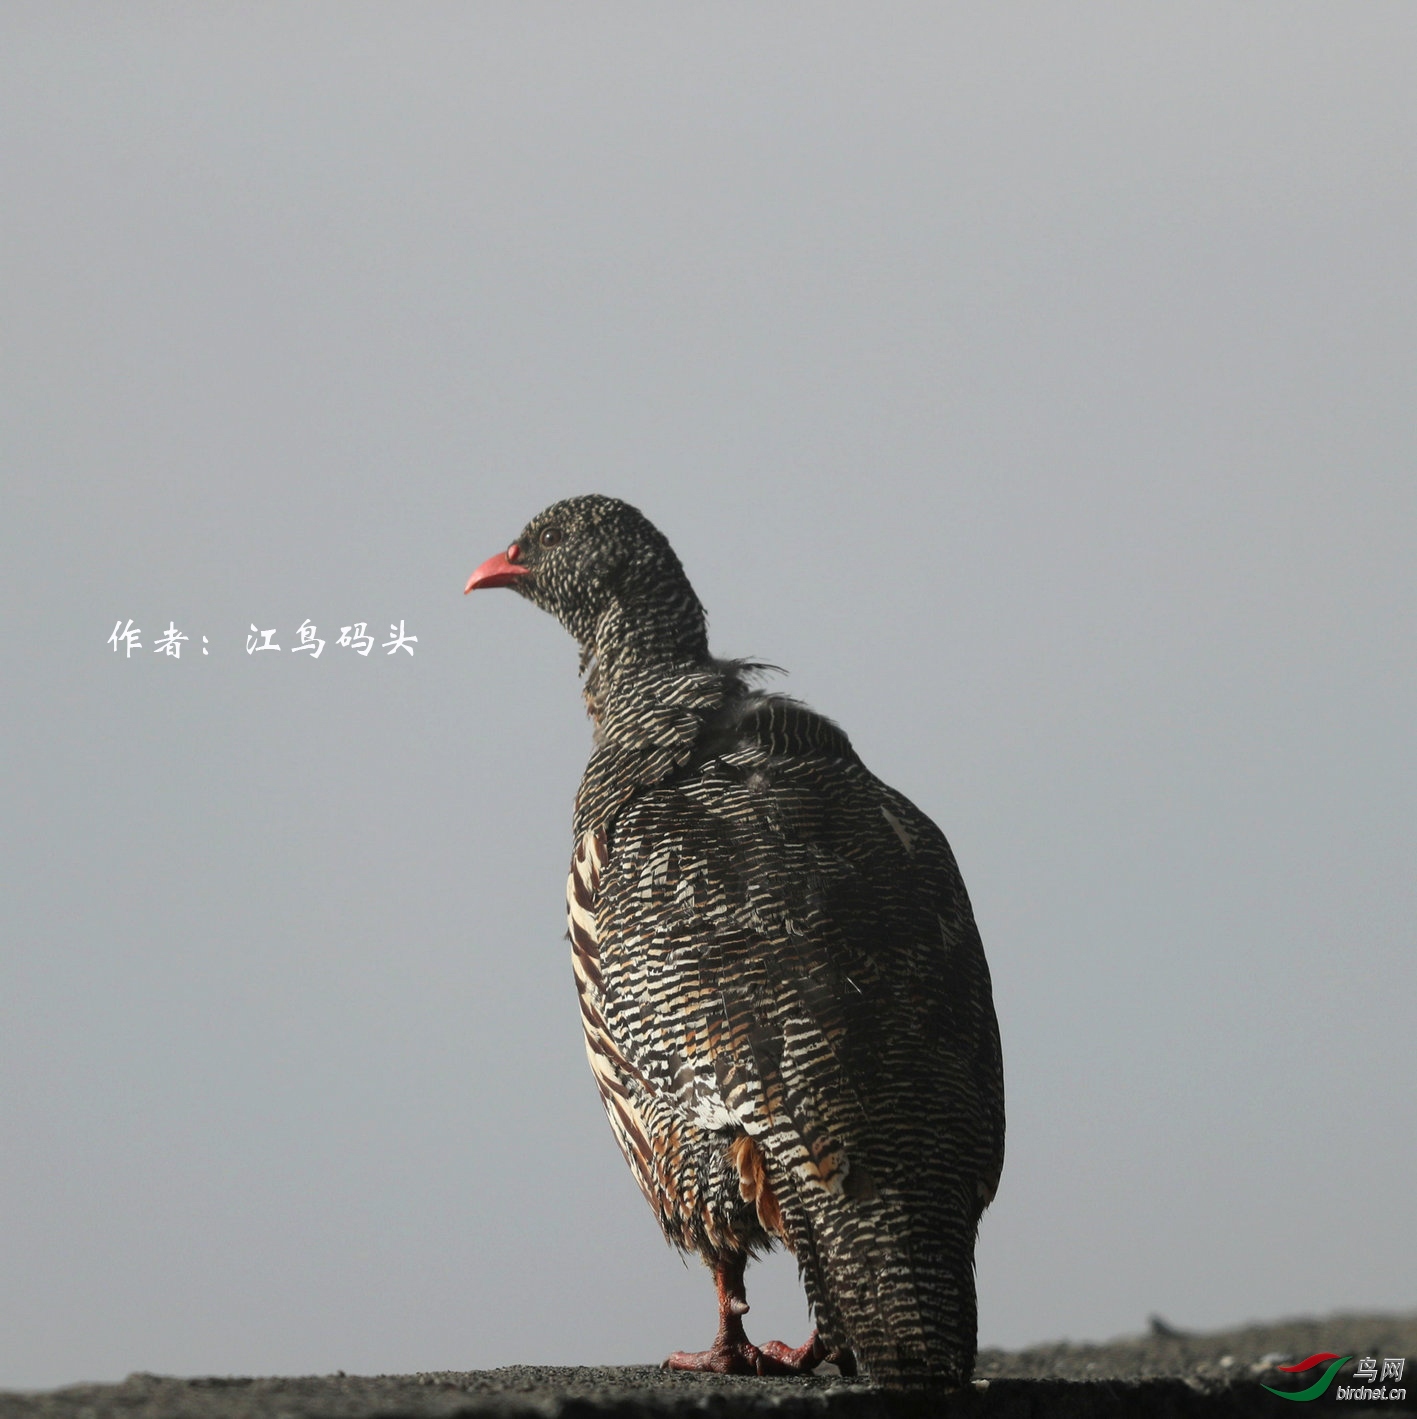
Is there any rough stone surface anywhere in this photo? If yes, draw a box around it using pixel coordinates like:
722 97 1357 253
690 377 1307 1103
4 1314 1414 1418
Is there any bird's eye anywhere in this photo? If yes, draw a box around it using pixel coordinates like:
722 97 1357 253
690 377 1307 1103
539 526 563 548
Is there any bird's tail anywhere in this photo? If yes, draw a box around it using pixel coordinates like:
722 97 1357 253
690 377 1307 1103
792 1175 982 1389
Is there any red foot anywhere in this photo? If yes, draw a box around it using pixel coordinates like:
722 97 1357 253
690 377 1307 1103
667 1328 825 1376
761 1332 857 1376
763 1332 839 1372
661 1257 848 1377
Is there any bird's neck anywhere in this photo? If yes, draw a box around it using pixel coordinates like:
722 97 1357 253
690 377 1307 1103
594 588 709 665
579 592 715 729
570 607 757 836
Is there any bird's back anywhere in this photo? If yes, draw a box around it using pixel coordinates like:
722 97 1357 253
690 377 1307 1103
586 685 1005 1385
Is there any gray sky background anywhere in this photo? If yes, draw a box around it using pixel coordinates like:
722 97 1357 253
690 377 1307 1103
2 3 1414 1392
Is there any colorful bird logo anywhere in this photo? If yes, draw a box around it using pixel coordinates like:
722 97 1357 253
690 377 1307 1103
1261 1352 1353 1401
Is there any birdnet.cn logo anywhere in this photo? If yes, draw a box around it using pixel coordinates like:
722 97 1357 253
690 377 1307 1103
1262 1353 1407 1402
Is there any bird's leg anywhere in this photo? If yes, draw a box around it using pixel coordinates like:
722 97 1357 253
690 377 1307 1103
663 1255 832 1376
663 1254 762 1374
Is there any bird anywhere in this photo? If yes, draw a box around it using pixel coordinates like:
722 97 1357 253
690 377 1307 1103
464 495 1004 1389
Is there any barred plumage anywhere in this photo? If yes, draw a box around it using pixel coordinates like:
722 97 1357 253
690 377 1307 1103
465 495 1005 1389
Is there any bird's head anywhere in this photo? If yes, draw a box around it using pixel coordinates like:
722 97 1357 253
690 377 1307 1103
464 495 709 669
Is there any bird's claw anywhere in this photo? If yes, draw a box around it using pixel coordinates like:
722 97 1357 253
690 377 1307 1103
665 1328 846 1377
759 1330 855 1375
756 1332 826 1372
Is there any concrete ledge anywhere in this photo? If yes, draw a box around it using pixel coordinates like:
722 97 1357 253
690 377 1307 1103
0 1370 1315 1419
5 1314 1414 1418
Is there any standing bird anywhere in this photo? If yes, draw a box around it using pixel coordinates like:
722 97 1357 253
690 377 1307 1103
465 496 1004 1390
